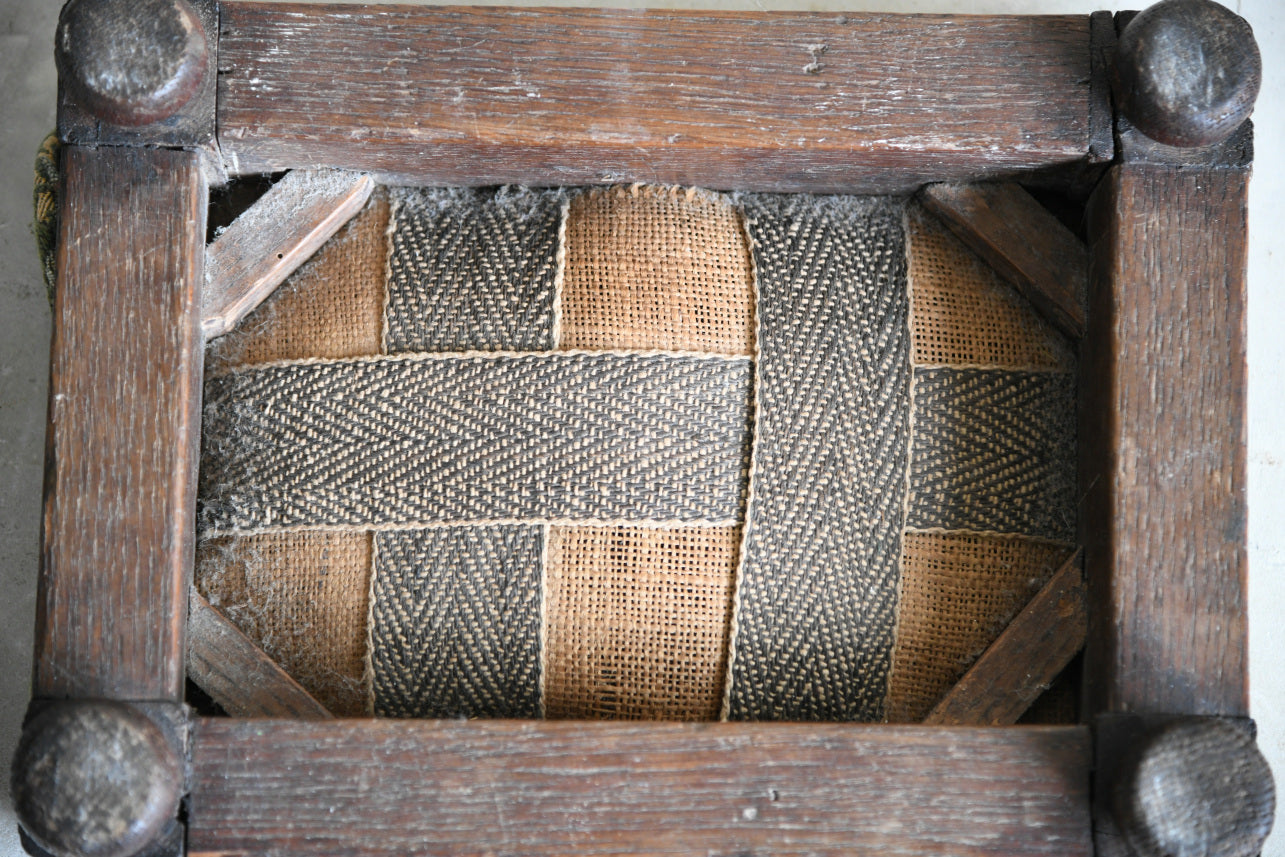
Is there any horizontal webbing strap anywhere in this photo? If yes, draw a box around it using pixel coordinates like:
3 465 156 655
199 351 753 534
908 367 1076 542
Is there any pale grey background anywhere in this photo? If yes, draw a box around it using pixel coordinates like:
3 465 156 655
1 0 1280 853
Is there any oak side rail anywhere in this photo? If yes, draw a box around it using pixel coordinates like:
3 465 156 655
215 3 1096 192
186 720 1092 857
1081 3 1272 857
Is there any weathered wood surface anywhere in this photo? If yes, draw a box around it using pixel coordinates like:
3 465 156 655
11 701 186 857
203 170 374 340
188 720 1092 857
35 146 206 700
1082 163 1249 718
1111 717 1274 857
1112 0 1260 149
187 590 333 719
926 551 1086 726
921 181 1089 339
56 0 208 128
1088 11 1117 165
217 4 1091 193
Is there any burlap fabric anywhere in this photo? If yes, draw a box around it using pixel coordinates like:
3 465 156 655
544 526 740 721
195 531 373 716
196 181 1078 723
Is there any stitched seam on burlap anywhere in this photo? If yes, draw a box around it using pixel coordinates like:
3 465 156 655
723 194 911 722
904 526 1077 545
204 518 744 540
551 194 570 349
914 362 1070 374
538 522 552 718
884 201 917 723
363 531 380 716
206 347 751 379
379 190 402 355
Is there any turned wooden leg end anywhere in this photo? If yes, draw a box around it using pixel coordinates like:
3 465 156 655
10 701 186 857
1108 717 1274 857
1112 0 1260 148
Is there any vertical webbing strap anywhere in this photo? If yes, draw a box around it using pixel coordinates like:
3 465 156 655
371 188 565 717
724 195 911 722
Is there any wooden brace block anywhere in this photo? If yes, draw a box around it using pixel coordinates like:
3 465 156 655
925 550 1086 727
187 589 334 720
920 181 1088 339
203 170 375 340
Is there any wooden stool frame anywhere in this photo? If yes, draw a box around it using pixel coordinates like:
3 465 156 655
13 2 1273 856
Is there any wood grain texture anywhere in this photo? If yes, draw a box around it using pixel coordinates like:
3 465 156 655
35 146 206 700
1081 164 1249 718
188 720 1092 857
1089 10 1117 164
217 4 1091 193
203 170 374 340
925 551 1086 727
1112 717 1274 857
187 590 333 719
920 182 1089 339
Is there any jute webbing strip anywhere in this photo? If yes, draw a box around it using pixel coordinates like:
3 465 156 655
206 190 390 374
885 530 1074 723
725 195 911 722
195 531 374 716
908 367 1076 541
385 187 563 354
371 526 543 718
906 204 1073 371
543 526 739 721
200 351 753 534
560 186 755 355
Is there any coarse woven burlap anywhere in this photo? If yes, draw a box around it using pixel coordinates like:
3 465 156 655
206 190 389 375
200 352 753 534
907 367 1077 542
194 531 373 716
724 194 911 722
560 186 755 355
371 526 543 718
886 530 1074 723
906 204 1073 371
385 187 563 353
543 526 740 720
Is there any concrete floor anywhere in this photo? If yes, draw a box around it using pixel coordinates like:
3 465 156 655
1 0 1282 854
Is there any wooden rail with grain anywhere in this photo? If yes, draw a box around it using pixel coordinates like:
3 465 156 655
188 720 1092 857
216 4 1093 193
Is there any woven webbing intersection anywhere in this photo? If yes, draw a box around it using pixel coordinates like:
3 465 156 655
724 195 911 722
196 182 1082 725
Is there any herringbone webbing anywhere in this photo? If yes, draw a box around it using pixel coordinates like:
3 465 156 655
724 195 911 722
